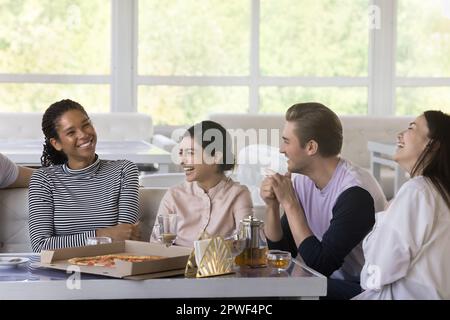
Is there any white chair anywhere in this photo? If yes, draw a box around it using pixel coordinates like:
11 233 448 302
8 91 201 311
235 144 287 206
232 144 289 222
139 173 185 188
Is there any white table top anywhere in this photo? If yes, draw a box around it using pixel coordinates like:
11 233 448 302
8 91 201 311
0 139 172 166
0 253 326 300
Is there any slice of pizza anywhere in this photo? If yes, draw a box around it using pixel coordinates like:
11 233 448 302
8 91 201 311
67 255 111 267
115 255 165 263
68 254 164 267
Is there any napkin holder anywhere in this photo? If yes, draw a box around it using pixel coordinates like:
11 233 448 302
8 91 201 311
185 234 233 278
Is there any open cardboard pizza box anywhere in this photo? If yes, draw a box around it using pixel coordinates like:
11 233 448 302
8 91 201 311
39 240 191 280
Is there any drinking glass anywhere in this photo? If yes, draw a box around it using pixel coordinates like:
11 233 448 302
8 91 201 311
156 213 177 247
86 236 112 245
266 250 292 272
224 231 247 268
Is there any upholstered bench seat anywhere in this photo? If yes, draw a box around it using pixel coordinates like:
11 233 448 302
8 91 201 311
0 187 167 253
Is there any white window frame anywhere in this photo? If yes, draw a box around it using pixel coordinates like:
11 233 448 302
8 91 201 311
133 0 370 133
372 0 450 115
1 0 449 127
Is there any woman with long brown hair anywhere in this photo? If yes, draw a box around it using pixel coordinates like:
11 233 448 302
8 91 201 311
355 110 450 299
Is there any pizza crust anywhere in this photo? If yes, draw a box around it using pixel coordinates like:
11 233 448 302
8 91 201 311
68 254 164 267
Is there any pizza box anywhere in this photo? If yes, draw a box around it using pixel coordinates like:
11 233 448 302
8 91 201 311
39 240 192 279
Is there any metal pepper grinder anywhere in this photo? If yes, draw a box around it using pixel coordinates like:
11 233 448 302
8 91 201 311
236 215 268 267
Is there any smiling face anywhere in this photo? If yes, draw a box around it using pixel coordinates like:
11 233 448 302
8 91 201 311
50 109 97 166
279 121 312 174
178 136 221 183
394 115 431 173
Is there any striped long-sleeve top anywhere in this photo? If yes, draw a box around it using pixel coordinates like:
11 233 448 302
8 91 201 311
29 156 139 252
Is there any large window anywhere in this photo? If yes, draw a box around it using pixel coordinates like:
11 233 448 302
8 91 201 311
138 86 248 125
1 0 449 125
258 0 369 116
137 0 370 125
260 0 369 77
138 1 249 76
0 0 110 112
0 84 109 113
396 0 450 115
137 0 250 125
260 87 367 114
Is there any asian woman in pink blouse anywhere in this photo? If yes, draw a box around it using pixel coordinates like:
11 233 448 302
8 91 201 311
151 120 253 247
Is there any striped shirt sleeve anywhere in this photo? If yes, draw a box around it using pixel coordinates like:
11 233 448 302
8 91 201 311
28 170 96 252
118 160 140 224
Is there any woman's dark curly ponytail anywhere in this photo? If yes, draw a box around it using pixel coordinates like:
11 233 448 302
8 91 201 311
41 99 87 167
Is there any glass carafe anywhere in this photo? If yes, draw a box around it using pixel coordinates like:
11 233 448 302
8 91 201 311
235 215 268 267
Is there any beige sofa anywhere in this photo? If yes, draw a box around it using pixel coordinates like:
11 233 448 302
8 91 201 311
209 113 414 199
0 185 265 253
0 187 167 253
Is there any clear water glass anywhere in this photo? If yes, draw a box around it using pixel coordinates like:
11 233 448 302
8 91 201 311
157 213 177 247
86 236 112 245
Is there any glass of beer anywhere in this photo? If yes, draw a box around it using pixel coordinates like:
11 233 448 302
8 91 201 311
157 213 177 247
